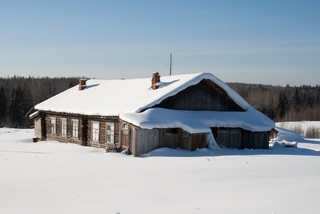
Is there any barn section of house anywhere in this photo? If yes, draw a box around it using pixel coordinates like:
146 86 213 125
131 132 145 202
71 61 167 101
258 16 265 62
31 72 275 156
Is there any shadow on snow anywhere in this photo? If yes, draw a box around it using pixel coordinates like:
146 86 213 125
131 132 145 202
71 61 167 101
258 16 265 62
142 142 320 158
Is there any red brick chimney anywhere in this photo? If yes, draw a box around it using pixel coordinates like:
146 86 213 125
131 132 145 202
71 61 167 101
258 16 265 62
151 72 161 90
79 79 87 90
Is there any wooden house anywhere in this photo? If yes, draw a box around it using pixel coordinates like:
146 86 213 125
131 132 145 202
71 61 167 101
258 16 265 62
31 72 275 156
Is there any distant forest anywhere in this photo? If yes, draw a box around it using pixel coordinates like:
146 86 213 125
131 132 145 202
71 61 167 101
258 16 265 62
229 83 320 122
0 76 80 128
0 76 319 128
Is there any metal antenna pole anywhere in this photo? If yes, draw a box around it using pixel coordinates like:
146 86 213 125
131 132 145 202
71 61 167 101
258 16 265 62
169 53 173 76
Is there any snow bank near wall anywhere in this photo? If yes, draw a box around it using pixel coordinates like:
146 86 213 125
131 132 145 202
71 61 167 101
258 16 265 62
276 121 320 138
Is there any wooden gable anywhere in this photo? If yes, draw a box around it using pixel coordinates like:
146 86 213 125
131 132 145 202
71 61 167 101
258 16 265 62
154 79 244 111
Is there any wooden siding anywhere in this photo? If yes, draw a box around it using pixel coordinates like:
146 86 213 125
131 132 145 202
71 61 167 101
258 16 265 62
159 129 179 148
85 116 120 148
81 116 88 146
120 121 131 149
34 117 42 139
34 113 46 140
212 127 269 149
212 128 242 149
134 129 160 156
42 112 120 148
131 127 207 156
45 113 83 145
155 79 244 111
38 111 269 154
190 134 207 151
242 131 269 149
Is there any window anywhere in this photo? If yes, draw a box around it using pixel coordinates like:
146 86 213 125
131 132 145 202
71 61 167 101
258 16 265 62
122 124 129 134
61 118 67 136
106 122 114 144
50 117 56 135
72 119 79 138
92 121 99 141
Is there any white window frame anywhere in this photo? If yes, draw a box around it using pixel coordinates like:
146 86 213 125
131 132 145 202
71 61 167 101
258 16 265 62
106 122 115 144
61 118 67 137
72 119 79 139
92 121 99 142
50 117 56 135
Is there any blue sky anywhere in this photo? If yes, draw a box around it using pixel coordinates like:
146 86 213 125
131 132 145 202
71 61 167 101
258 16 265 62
0 0 319 86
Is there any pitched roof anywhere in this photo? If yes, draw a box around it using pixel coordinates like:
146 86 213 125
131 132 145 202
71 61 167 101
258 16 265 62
35 72 251 116
34 72 275 132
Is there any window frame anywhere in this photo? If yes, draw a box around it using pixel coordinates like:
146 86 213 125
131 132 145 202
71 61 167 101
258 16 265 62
72 119 79 139
50 117 56 135
106 122 115 144
61 118 67 137
92 121 100 142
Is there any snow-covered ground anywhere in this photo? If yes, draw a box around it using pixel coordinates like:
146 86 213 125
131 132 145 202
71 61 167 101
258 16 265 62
0 127 319 214
276 121 320 138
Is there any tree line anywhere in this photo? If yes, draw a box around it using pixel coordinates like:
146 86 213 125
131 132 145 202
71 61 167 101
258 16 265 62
0 76 79 128
0 76 319 128
229 83 320 122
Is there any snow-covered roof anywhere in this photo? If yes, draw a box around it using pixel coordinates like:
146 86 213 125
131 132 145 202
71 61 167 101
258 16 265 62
121 107 275 133
35 72 251 116
34 72 274 132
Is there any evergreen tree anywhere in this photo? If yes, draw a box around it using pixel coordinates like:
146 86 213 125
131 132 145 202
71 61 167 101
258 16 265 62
0 86 6 127
277 92 288 119
9 85 32 128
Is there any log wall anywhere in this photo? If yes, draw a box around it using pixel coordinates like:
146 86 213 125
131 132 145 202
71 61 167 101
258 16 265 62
45 113 83 145
87 116 120 148
212 127 269 149
34 117 42 139
132 127 207 156
43 112 120 148
134 128 160 156
155 79 244 111
242 131 269 149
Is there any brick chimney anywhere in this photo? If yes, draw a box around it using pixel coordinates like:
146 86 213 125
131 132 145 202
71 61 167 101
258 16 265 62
79 79 87 90
151 72 161 90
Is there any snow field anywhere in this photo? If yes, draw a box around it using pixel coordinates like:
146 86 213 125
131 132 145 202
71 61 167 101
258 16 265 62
0 127 319 214
276 121 320 138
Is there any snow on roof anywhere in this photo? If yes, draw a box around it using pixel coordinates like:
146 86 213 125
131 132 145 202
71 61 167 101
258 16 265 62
120 107 275 133
35 72 251 116
29 110 40 119
35 72 275 132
